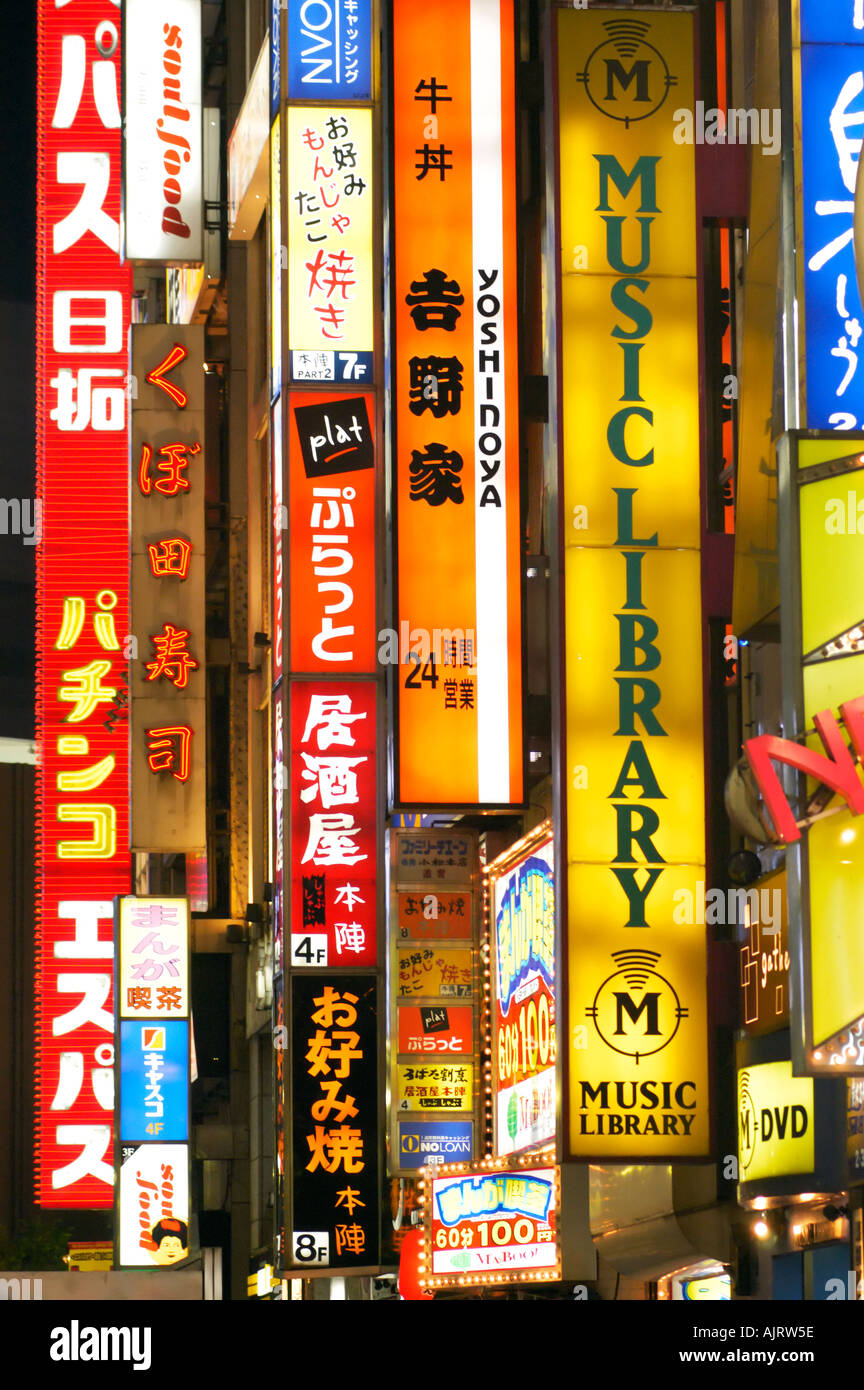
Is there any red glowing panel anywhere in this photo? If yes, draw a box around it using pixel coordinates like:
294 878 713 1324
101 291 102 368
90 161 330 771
288 392 377 674
37 0 132 1207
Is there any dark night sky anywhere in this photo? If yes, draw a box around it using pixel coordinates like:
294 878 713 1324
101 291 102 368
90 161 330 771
0 5 36 737
0 6 35 302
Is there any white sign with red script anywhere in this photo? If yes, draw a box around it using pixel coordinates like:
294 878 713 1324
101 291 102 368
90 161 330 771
125 0 202 262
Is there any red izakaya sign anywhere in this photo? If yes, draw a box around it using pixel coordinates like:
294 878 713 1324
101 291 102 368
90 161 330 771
36 0 132 1207
290 681 377 969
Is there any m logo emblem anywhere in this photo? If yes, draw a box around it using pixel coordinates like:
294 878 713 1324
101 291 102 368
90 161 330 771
578 18 677 128
614 990 661 1037
604 59 651 104
587 950 686 1061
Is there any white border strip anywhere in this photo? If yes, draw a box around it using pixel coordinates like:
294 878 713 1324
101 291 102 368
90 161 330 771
471 0 511 802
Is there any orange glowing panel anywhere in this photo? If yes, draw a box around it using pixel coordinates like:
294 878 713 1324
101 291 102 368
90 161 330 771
288 391 377 673
392 0 523 807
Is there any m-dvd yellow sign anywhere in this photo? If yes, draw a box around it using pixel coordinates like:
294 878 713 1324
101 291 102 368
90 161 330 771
738 1061 814 1184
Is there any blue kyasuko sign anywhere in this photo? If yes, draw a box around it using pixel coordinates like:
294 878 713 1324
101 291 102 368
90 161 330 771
119 1020 189 1143
287 0 371 101
800 3 864 429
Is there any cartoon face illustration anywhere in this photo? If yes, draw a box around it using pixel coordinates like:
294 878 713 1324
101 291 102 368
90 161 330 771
150 1218 188 1266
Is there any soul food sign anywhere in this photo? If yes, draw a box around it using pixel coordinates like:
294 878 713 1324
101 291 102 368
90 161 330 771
559 8 709 1159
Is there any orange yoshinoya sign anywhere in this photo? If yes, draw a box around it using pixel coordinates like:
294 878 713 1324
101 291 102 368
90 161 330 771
391 0 523 807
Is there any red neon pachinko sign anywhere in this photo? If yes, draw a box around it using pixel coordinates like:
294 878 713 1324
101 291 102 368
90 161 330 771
36 0 132 1207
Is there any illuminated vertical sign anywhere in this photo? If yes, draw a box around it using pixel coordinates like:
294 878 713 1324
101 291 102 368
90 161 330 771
36 0 132 1208
279 1 381 1281
390 831 478 1176
290 976 379 1269
797 2 864 429
738 869 789 1037
124 0 203 262
286 105 373 383
272 400 286 984
272 0 282 120
130 325 206 851
288 390 377 672
287 0 372 101
271 116 283 402
848 1077 864 1182
392 0 523 807
116 897 191 1267
558 8 709 1158
289 681 377 968
117 1143 190 1267
488 828 555 1157
746 432 864 1071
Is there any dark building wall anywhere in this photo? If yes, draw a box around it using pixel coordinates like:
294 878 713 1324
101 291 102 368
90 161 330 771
0 761 35 1230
